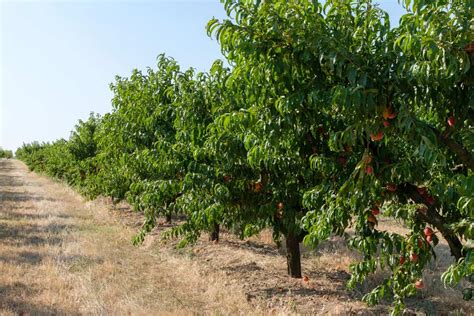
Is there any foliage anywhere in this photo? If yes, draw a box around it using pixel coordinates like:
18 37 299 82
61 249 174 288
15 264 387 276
208 0 472 311
15 113 101 195
15 0 473 314
0 148 13 159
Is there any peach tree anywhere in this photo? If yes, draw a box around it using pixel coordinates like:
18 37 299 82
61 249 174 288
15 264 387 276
92 55 186 227
128 58 231 244
208 0 472 312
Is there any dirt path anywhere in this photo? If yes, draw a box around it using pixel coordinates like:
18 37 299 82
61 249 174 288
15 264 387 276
0 159 254 315
0 159 471 315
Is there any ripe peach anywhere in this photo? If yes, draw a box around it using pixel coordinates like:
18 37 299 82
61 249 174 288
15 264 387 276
399 256 406 265
383 107 397 120
371 206 380 216
254 182 263 193
447 116 455 127
366 165 374 175
370 131 384 142
415 279 424 289
423 227 433 236
387 112 397 119
368 214 377 224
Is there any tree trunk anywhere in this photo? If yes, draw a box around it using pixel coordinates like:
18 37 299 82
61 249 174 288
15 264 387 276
165 211 172 224
286 232 302 278
210 223 219 242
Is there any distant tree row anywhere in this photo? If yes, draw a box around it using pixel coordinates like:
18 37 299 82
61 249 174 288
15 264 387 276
16 0 473 313
0 148 13 159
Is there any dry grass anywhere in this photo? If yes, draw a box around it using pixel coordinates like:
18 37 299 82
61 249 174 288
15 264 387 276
0 159 256 315
0 158 472 315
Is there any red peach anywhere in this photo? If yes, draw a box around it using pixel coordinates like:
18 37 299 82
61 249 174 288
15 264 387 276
447 116 455 127
371 207 380 216
370 131 384 142
415 279 424 289
366 165 374 175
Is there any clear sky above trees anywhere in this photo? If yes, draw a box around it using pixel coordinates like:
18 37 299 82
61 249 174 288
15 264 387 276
0 0 403 151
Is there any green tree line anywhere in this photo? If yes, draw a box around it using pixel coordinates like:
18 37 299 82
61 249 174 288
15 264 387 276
15 0 473 313
0 148 13 159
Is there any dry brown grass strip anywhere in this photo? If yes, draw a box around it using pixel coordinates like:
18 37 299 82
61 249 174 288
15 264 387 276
0 159 255 315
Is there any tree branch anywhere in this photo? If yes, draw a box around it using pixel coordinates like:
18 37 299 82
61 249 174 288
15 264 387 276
399 183 463 260
429 126 474 172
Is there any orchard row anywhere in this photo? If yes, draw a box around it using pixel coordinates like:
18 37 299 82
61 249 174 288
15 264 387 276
0 148 13 159
16 0 473 313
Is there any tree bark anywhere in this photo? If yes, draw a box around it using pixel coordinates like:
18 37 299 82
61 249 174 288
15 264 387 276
429 126 474 172
400 183 464 260
210 223 220 242
285 232 302 278
165 211 172 223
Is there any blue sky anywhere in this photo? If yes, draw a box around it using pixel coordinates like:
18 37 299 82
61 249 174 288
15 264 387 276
0 1 404 151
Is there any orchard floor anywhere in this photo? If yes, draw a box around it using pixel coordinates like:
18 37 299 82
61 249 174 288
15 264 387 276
0 159 471 315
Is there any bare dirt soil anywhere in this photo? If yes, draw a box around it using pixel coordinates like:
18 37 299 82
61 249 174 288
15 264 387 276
0 159 471 315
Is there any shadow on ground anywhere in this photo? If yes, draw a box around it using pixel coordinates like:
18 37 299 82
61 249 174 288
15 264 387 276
0 282 81 315
0 191 57 203
0 221 74 248
222 239 280 257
